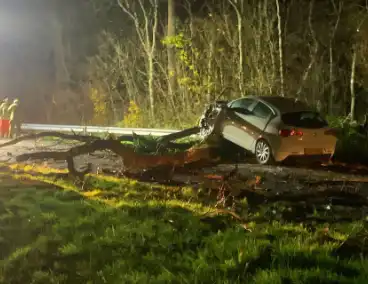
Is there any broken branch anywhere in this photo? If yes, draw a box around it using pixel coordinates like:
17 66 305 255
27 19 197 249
157 127 200 145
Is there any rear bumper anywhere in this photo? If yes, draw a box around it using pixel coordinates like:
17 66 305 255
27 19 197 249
280 154 333 165
272 136 337 162
273 148 335 162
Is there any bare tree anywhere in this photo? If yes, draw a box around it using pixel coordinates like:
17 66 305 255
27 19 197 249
118 0 159 120
167 0 176 98
350 46 357 121
82 0 368 127
296 0 318 100
349 5 368 121
45 14 71 123
328 0 342 115
228 0 244 95
264 0 277 94
206 12 216 102
275 0 285 97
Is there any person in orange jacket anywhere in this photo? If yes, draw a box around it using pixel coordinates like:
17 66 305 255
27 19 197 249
0 97 10 138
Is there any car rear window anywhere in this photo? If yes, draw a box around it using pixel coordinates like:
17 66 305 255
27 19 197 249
229 98 255 110
281 111 328 128
252 102 273 119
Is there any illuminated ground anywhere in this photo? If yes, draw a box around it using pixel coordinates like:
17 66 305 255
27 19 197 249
0 164 367 283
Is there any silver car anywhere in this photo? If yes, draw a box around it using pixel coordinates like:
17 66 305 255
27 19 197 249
213 96 338 165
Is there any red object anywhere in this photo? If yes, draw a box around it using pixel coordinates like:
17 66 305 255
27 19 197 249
0 119 10 137
290 129 304 137
279 128 303 137
279 129 290 137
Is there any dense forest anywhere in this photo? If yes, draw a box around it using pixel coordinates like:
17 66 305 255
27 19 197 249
2 0 368 128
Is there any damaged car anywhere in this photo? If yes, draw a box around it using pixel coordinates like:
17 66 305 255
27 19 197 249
199 96 338 165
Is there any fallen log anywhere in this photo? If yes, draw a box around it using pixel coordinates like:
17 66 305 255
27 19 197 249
130 132 195 153
157 127 200 145
11 134 217 177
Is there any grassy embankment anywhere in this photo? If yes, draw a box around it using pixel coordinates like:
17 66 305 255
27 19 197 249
0 164 367 283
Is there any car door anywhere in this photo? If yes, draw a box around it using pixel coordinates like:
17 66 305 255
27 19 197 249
246 101 275 152
222 98 257 150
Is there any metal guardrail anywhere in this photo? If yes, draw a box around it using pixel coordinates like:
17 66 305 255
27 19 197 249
21 123 180 137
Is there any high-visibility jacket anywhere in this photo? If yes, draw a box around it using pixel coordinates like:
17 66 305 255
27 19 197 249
7 102 19 121
0 101 9 119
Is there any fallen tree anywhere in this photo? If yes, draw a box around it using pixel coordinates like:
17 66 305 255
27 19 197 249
0 131 219 178
157 127 200 146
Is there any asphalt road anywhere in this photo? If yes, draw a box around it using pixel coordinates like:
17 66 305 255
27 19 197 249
0 138 124 172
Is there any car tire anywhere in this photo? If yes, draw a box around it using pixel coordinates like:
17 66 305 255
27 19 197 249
255 139 274 165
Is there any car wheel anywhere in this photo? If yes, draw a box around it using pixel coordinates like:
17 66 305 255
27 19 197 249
255 139 274 165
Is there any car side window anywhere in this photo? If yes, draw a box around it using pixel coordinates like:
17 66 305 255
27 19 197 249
252 102 273 119
229 98 254 110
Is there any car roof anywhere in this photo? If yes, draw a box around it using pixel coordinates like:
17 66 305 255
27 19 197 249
250 96 312 114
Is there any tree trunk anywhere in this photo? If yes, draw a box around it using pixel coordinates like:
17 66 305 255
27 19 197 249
148 53 155 120
350 47 357 121
51 16 70 86
146 0 158 122
237 1 244 95
118 0 158 121
296 0 318 100
229 0 244 95
109 92 118 124
167 0 176 98
275 0 285 97
328 0 342 116
4 133 214 175
207 25 215 102
49 15 70 123
264 0 276 94
158 127 200 145
328 44 335 115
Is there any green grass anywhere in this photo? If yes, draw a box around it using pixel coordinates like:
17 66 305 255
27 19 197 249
0 165 367 283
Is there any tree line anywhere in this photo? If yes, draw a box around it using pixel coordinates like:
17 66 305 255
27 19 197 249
12 0 368 128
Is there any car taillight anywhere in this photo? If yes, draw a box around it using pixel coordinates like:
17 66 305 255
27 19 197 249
279 129 303 137
290 129 304 136
279 129 290 137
